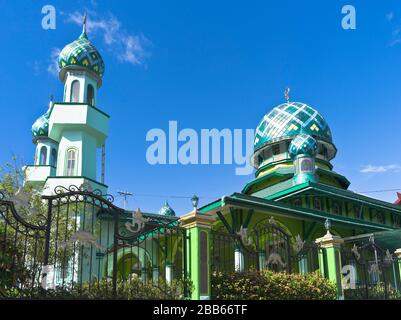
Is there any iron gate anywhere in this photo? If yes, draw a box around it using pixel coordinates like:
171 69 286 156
0 185 189 299
341 237 400 300
211 218 293 273
211 217 321 275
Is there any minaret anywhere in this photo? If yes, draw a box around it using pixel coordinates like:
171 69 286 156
24 97 58 188
26 15 109 194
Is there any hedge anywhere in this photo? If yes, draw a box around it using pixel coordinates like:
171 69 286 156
2 278 192 300
211 270 337 300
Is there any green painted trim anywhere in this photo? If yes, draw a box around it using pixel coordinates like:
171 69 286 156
316 167 350 188
25 164 56 168
269 181 401 214
243 209 254 228
255 158 334 177
230 207 238 232
308 182 401 213
266 182 310 200
224 193 393 231
52 102 110 118
255 159 293 176
198 199 222 213
45 175 108 188
242 169 293 194
216 210 234 234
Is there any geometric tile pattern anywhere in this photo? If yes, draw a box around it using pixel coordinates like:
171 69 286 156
58 31 105 79
254 102 332 151
158 201 176 216
32 107 51 139
288 134 318 159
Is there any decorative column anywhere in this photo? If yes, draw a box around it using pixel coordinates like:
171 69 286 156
315 220 344 300
180 210 214 300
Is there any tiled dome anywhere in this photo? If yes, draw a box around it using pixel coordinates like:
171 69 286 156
158 201 176 216
254 102 332 151
58 30 105 81
32 107 51 141
288 134 318 159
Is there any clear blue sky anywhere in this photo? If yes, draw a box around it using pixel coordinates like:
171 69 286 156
1 0 401 214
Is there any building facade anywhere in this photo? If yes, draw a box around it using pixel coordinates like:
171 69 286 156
17 20 401 300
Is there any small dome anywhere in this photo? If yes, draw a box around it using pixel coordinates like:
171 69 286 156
158 201 176 216
254 102 332 151
32 107 51 141
58 30 105 82
288 134 318 159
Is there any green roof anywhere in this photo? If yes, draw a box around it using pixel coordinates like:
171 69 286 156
201 192 394 232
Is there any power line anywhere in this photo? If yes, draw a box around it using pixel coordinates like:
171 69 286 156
356 188 401 194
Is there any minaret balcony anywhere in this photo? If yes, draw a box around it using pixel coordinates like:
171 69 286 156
48 102 109 147
23 165 56 186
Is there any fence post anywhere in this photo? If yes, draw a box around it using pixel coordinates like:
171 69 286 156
41 199 53 290
394 249 401 291
180 210 214 300
315 230 344 300
112 209 119 296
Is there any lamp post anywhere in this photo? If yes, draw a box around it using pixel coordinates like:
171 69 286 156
191 195 199 212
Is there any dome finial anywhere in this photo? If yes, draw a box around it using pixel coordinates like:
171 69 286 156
49 94 53 108
284 87 290 103
83 12 87 34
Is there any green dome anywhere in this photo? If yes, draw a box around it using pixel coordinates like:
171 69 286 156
288 134 318 159
158 201 176 216
254 102 332 151
58 31 105 80
32 107 51 140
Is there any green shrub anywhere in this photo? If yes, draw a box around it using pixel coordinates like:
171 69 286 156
2 278 192 300
211 270 337 300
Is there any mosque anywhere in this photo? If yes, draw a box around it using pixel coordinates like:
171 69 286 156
22 19 401 300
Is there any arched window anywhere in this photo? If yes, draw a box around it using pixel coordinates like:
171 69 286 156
332 202 342 215
70 80 80 103
39 146 47 165
272 144 280 155
66 149 77 176
293 198 302 207
86 84 94 105
51 148 58 167
300 159 313 172
313 197 322 211
320 145 328 158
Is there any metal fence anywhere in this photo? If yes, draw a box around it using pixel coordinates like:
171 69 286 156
0 185 189 299
341 237 401 300
211 218 320 274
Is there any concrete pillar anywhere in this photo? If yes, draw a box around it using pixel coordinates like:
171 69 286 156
152 266 159 286
258 252 266 270
235 247 244 272
165 264 173 284
315 230 344 300
180 210 214 300
298 255 308 274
